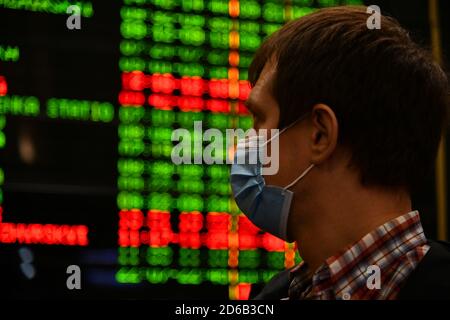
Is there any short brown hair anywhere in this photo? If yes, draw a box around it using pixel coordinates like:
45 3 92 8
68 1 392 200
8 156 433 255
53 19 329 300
249 6 449 191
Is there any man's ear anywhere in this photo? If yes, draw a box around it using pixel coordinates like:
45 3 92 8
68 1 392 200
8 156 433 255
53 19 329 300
309 104 339 163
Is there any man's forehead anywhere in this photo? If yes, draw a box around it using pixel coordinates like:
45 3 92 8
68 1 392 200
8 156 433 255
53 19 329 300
248 61 276 105
255 61 276 88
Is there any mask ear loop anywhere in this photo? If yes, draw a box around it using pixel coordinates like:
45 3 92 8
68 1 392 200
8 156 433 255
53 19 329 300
261 112 311 147
284 164 315 190
258 112 313 178
262 121 296 147
259 112 314 190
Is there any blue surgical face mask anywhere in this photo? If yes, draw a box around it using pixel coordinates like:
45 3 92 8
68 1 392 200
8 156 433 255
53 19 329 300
230 120 314 241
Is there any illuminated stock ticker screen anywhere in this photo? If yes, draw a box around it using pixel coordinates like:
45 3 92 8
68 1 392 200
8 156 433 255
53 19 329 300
0 0 362 299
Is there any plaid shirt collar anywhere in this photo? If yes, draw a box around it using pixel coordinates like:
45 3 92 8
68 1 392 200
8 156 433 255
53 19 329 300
288 211 429 300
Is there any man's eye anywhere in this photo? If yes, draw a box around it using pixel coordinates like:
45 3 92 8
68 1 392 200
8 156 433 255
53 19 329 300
252 115 260 129
252 111 264 124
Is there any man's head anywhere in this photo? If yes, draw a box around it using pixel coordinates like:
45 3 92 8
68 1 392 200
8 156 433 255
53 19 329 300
247 6 448 193
245 6 449 241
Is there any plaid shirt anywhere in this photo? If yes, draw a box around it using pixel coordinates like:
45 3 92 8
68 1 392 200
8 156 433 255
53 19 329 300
288 211 430 300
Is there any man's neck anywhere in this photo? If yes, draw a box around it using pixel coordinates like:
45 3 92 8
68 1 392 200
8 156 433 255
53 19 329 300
292 184 412 273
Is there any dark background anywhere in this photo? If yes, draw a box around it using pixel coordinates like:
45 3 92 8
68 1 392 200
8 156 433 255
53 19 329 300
0 0 449 299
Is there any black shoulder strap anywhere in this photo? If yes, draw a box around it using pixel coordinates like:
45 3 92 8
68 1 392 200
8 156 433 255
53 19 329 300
253 268 291 300
397 240 450 300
